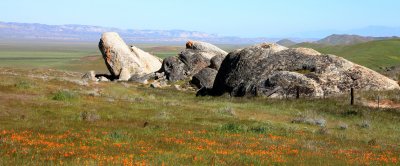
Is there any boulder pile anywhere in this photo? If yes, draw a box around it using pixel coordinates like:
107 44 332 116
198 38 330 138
86 32 399 98
152 40 227 89
156 41 227 80
208 43 399 97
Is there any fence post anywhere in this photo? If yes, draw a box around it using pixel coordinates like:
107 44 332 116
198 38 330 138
350 88 354 105
377 95 380 109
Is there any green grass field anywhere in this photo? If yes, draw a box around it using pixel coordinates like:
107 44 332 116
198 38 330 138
293 39 400 71
0 41 246 74
0 40 399 165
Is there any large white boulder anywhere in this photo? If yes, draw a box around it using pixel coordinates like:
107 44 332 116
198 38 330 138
98 32 162 81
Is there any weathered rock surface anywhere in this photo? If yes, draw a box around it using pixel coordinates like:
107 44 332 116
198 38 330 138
256 71 324 98
150 80 168 88
209 43 399 97
82 70 97 81
99 32 162 80
185 41 228 59
129 73 154 84
98 76 110 82
190 68 218 89
158 41 227 82
210 54 226 70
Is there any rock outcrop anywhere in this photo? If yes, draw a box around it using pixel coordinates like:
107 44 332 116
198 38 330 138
99 32 162 81
157 41 227 82
190 68 218 89
209 43 399 98
82 70 97 81
210 54 226 70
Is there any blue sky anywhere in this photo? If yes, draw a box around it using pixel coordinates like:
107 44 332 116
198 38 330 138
2 0 400 38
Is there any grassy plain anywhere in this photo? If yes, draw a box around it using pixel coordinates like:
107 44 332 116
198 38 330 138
0 41 244 73
0 40 399 165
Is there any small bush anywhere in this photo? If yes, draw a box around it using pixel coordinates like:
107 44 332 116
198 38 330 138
291 113 326 127
359 120 371 128
52 90 78 101
341 109 360 116
317 127 329 135
315 118 326 127
292 116 315 125
152 111 172 120
216 106 236 117
80 111 100 122
338 122 348 130
249 125 269 134
15 81 32 89
109 131 122 139
368 138 377 146
220 122 271 134
108 131 127 141
221 123 243 133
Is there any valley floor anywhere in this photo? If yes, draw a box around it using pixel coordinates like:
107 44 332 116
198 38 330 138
0 67 399 165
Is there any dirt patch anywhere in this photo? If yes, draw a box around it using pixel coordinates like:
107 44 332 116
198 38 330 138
80 55 101 61
0 91 37 101
363 99 400 109
0 92 38 116
149 46 183 52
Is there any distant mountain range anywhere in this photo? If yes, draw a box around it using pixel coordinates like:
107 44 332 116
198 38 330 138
290 26 400 39
1 21 399 45
274 34 397 47
0 21 277 44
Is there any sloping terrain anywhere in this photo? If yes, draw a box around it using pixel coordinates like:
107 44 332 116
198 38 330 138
293 39 400 71
314 34 396 45
276 39 297 47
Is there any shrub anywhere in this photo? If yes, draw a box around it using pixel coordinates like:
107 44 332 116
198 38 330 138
216 106 236 117
15 81 32 89
338 122 348 130
221 123 243 133
153 111 172 120
368 138 377 146
360 120 371 128
108 131 127 141
80 111 100 122
341 109 360 116
220 122 271 134
249 125 269 134
109 131 122 139
314 118 326 127
317 127 329 135
52 90 78 101
291 113 326 127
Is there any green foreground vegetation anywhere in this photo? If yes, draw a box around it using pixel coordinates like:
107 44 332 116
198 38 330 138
0 68 399 165
0 40 399 165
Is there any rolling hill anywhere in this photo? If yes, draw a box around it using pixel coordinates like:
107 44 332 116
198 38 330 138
276 39 297 47
293 39 400 71
315 34 398 45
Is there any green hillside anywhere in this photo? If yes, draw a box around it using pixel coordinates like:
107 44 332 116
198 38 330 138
276 39 297 47
293 39 400 71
